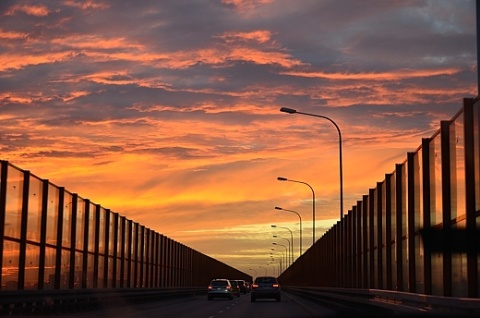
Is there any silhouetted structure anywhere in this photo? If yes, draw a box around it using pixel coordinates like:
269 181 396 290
279 97 480 298
0 162 249 290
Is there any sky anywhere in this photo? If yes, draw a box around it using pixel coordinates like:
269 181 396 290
0 0 477 277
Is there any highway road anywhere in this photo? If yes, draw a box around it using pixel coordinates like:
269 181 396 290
60 291 382 318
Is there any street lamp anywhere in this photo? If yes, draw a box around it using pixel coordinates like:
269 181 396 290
273 235 291 265
280 107 344 220
272 242 289 267
277 177 315 244
269 260 280 277
270 251 283 273
275 206 302 256
271 224 294 264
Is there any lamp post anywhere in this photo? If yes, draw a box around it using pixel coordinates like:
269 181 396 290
275 206 302 256
280 107 343 220
270 251 283 273
277 177 315 244
269 261 279 277
272 242 288 267
272 224 294 264
273 235 291 265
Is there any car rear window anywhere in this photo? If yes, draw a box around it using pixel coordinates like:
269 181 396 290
255 277 277 284
211 281 228 287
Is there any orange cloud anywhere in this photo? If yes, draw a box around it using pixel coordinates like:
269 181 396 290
0 51 77 71
281 68 462 81
63 0 110 11
5 4 50 17
0 29 28 40
50 35 145 51
217 30 274 44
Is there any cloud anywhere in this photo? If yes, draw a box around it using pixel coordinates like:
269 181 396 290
5 4 51 17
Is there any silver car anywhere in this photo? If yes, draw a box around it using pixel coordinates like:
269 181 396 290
207 279 234 300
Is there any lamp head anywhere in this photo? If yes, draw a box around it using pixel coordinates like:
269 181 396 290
277 177 288 181
271 225 277 228
280 107 297 114
274 206 282 210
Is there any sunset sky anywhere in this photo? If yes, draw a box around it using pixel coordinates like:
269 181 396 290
0 0 477 276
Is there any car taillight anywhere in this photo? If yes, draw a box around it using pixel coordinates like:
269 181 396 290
208 286 213 290
227 286 231 290
252 284 258 288
273 284 279 287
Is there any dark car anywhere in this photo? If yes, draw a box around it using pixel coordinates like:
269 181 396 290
230 279 241 297
251 276 281 302
207 278 234 300
234 279 247 294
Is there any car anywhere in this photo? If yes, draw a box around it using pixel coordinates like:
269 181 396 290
233 279 247 294
229 279 241 297
207 279 234 300
250 276 281 302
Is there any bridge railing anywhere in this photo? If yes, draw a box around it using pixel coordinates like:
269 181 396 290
0 160 251 292
284 286 480 316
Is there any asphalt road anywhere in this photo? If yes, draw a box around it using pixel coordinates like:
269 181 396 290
59 291 342 318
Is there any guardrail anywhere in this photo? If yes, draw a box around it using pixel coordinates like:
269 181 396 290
0 287 205 316
284 286 480 316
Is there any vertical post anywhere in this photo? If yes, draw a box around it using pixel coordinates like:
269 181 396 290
103 209 110 288
38 179 49 290
18 170 30 290
369 189 375 288
385 173 393 290
422 138 433 295
463 98 478 297
440 120 453 296
69 193 78 289
55 187 65 289
93 204 100 289
362 195 368 288
112 212 119 288
377 181 384 289
126 219 133 288
356 201 362 288
407 152 417 293
395 164 404 291
82 199 90 289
